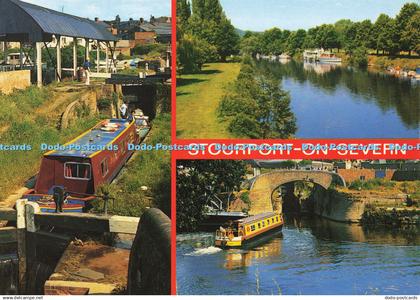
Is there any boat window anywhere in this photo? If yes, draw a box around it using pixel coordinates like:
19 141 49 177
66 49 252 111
250 225 255 231
262 221 265 227
267 219 270 225
101 159 109 177
64 162 91 180
272 218 275 223
258 223 261 229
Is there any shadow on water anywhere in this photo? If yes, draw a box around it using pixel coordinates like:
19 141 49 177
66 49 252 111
0 253 18 295
255 59 419 137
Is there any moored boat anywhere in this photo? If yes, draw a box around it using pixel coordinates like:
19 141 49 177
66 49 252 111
132 109 151 140
23 118 140 212
214 212 283 248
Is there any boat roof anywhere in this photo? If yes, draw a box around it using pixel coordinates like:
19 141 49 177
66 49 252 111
237 212 278 225
46 119 132 158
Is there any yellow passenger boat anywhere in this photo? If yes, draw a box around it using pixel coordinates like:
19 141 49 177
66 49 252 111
214 212 283 248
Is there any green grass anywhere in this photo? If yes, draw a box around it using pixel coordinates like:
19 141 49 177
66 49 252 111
176 63 241 139
0 86 99 200
92 113 171 217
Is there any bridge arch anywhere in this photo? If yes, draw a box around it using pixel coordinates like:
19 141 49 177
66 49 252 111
248 170 346 215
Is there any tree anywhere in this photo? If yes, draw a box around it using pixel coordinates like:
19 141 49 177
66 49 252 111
256 76 296 139
286 29 306 54
402 11 420 54
334 19 353 51
240 34 260 56
177 33 217 73
374 14 399 55
191 0 206 18
176 160 247 232
396 3 419 54
203 0 224 22
177 0 191 26
349 46 369 67
214 16 240 61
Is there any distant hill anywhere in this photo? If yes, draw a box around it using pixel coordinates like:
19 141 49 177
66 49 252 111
235 28 246 37
236 28 261 37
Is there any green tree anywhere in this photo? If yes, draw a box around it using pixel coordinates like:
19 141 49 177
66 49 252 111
176 160 247 232
177 33 217 73
349 46 369 67
214 16 240 60
402 11 420 54
396 3 419 54
203 0 224 22
374 14 399 55
177 0 191 26
191 0 206 18
257 76 296 138
334 19 353 52
240 34 260 56
286 29 306 54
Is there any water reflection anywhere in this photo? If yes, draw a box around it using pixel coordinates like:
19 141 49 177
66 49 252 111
256 60 419 137
224 233 283 270
177 216 420 295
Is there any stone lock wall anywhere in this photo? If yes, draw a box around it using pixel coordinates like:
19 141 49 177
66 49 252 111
127 208 171 295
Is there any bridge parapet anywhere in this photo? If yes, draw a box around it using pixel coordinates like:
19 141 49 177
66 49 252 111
248 170 346 215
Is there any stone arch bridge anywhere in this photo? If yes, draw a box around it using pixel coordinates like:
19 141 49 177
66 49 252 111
248 170 346 214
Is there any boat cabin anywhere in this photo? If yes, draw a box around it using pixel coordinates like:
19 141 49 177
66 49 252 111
28 119 138 201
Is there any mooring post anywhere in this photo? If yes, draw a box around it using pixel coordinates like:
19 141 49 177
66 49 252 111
16 199 27 293
25 202 40 233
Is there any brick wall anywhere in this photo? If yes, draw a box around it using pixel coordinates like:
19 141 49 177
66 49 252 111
337 169 395 183
0 70 31 94
134 31 156 45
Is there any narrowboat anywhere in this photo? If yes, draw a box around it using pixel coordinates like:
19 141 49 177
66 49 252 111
23 118 139 212
215 212 283 248
132 109 151 140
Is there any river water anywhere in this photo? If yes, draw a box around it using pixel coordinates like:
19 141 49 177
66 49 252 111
255 60 419 138
177 216 420 295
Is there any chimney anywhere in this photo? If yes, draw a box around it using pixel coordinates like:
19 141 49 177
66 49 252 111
94 17 99 22
139 17 144 24
150 15 155 24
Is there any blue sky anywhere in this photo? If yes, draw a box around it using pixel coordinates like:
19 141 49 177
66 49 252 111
220 0 418 31
24 0 171 21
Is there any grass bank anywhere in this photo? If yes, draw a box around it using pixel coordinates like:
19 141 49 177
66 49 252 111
0 86 99 200
333 51 420 70
93 113 171 217
176 63 240 139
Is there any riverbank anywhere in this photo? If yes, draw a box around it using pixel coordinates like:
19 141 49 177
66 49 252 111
0 84 100 202
312 180 420 225
92 113 171 217
332 52 420 76
176 63 240 139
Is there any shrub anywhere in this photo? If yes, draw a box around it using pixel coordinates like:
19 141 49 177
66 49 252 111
349 47 368 67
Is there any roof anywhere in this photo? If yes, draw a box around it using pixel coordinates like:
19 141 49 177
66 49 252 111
139 23 171 35
0 0 117 42
46 119 131 158
237 212 278 225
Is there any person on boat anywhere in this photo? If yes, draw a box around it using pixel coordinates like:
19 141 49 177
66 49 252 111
120 102 128 119
53 186 66 213
83 58 91 86
128 110 135 122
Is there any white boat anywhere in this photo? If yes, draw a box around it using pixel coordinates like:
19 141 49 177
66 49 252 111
304 49 341 63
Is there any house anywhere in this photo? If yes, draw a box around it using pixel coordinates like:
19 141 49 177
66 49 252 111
106 15 171 46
